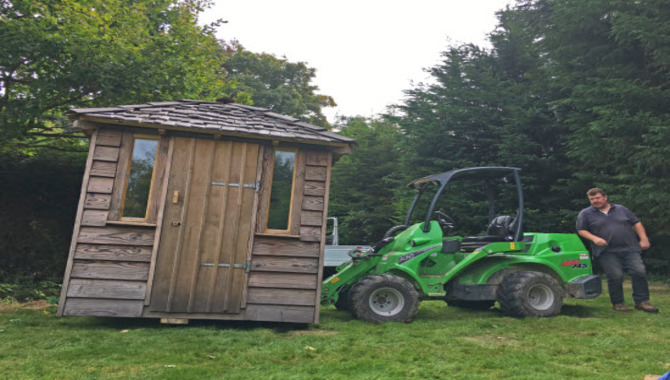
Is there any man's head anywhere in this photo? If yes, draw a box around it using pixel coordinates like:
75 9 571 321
587 187 608 210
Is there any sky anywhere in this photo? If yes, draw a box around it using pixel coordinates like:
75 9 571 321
201 1 514 122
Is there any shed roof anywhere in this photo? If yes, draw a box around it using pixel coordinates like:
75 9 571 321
68 100 354 148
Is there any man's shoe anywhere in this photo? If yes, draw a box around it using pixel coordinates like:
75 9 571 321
613 303 631 312
635 301 659 313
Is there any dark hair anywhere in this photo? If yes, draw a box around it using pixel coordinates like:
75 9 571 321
587 187 606 197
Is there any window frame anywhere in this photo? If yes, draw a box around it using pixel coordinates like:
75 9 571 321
264 147 298 234
118 134 161 223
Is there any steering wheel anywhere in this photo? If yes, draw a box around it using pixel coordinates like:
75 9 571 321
434 210 455 232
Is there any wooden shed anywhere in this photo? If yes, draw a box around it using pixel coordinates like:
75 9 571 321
57 100 354 324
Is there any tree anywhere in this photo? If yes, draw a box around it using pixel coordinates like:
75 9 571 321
328 117 404 244
222 44 336 127
0 0 228 156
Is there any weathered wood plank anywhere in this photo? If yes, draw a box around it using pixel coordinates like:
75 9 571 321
255 145 273 232
300 226 321 242
247 272 318 289
62 298 143 317
75 244 152 262
84 193 111 210
67 279 146 300
305 151 329 166
305 165 327 181
95 129 123 147
81 210 108 227
92 146 120 162
303 181 325 196
252 237 320 257
289 150 306 234
107 132 133 220
87 177 114 194
170 138 215 312
78 226 155 246
145 135 169 223
314 151 332 323
244 304 314 323
90 161 117 178
150 137 194 312
301 210 323 227
302 196 324 211
247 288 316 306
250 256 318 273
71 261 150 281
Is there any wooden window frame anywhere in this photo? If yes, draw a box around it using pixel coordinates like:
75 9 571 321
118 134 161 223
264 147 298 234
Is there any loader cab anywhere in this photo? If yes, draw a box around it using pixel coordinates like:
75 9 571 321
405 167 524 244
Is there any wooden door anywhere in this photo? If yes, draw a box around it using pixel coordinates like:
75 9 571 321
149 137 261 314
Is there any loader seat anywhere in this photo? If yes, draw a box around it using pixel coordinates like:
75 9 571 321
461 215 516 243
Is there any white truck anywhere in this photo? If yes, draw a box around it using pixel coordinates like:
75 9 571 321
323 217 370 277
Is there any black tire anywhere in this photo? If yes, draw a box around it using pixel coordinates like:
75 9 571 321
446 300 495 310
350 274 420 323
496 271 564 317
383 225 408 239
334 290 351 311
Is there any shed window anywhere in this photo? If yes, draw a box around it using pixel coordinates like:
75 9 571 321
121 137 159 220
266 150 296 231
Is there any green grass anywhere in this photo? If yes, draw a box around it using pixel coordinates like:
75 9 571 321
1 280 669 380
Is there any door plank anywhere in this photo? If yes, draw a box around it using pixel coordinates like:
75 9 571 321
169 138 213 312
149 137 194 312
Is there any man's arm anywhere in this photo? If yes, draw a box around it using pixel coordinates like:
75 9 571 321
577 229 608 246
633 222 650 250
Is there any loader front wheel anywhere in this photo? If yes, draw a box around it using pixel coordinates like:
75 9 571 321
350 274 419 323
497 271 564 317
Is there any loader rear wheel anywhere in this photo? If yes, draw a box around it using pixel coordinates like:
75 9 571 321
497 271 564 317
350 274 419 323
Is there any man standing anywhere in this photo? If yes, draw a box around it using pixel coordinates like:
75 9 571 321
576 188 658 313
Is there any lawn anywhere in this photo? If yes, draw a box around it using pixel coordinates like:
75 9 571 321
1 280 669 380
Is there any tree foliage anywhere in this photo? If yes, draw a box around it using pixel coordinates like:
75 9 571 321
222 44 336 127
0 0 228 156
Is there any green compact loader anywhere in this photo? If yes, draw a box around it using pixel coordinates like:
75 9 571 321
321 167 601 322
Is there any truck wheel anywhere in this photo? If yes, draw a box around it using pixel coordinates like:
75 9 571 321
497 271 564 317
350 274 419 323
446 300 495 310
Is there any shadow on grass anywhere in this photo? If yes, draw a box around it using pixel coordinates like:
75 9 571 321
559 304 600 318
60 315 312 333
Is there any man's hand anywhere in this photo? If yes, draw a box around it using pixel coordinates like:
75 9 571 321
639 238 650 250
592 237 608 246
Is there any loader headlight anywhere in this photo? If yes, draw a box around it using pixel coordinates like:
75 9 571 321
348 247 372 258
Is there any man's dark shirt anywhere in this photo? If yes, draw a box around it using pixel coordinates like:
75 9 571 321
576 203 640 257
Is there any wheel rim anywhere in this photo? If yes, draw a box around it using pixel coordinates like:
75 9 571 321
526 283 555 310
369 287 405 316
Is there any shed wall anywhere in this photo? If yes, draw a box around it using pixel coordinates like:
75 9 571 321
59 126 333 324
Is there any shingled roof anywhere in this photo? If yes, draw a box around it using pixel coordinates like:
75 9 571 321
68 100 354 148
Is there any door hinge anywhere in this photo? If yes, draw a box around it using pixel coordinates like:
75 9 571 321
201 260 250 272
211 181 260 192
